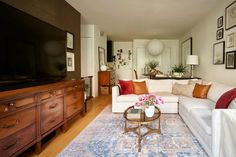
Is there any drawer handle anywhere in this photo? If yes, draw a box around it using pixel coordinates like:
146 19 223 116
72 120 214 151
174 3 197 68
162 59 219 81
49 103 58 109
3 139 18 150
0 119 19 128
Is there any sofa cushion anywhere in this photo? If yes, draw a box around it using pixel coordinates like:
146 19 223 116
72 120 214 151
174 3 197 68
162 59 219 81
133 81 148 94
193 83 211 99
116 92 178 103
151 92 178 103
191 109 212 135
147 80 173 93
119 80 134 95
172 83 195 97
172 79 189 85
179 96 215 112
207 82 234 102
117 94 139 102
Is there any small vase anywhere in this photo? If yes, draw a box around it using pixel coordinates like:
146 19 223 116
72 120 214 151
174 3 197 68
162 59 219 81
145 106 155 117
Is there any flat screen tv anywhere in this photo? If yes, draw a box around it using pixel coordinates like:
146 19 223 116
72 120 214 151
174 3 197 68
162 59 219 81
0 2 67 91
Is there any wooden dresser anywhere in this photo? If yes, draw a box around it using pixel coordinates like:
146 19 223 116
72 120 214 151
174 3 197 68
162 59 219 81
98 71 115 95
0 80 84 157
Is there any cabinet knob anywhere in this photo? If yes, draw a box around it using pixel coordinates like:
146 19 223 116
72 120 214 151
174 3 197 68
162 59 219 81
4 107 8 112
9 102 15 106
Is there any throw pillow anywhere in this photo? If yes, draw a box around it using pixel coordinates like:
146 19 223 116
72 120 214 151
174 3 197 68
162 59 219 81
118 80 134 95
133 81 148 94
172 83 195 97
215 88 236 109
193 83 211 99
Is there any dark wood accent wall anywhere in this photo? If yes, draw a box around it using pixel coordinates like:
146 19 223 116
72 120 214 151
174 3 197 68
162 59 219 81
0 0 81 80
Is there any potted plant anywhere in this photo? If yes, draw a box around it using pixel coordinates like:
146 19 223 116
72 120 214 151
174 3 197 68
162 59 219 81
172 65 186 77
135 94 163 117
147 60 159 78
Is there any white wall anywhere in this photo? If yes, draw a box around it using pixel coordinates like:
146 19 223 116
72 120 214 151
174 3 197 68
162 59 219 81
180 0 236 86
113 41 133 81
133 39 180 78
81 25 107 97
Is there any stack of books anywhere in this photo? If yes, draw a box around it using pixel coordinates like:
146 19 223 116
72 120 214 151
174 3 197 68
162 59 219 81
127 109 141 119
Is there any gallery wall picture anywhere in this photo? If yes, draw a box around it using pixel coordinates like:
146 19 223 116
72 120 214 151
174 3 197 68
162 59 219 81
225 1 236 30
217 16 223 28
216 28 224 40
226 51 236 69
213 41 225 65
67 32 74 49
66 52 75 71
226 32 236 48
181 37 192 66
98 47 105 70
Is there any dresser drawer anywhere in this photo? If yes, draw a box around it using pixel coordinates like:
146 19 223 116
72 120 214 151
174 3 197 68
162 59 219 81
0 124 36 157
40 98 64 134
38 89 63 102
0 108 36 139
65 91 83 106
65 84 83 93
0 96 35 114
66 100 83 118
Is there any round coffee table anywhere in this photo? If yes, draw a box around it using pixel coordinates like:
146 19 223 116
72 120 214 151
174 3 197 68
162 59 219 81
123 106 161 152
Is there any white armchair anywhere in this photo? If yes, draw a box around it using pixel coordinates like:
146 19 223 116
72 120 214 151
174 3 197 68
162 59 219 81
212 109 236 157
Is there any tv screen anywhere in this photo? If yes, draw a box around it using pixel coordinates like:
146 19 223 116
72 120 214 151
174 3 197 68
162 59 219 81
0 2 67 91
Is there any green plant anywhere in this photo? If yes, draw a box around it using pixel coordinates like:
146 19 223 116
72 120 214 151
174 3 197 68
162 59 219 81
172 65 187 73
147 60 159 69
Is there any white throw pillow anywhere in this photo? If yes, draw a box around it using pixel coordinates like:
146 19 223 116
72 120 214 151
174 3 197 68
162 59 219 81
172 83 195 97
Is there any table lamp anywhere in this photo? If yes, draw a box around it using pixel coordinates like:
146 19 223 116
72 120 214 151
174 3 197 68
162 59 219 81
186 55 199 78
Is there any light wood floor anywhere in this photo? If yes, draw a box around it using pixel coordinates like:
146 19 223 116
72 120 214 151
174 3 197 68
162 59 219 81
21 95 111 157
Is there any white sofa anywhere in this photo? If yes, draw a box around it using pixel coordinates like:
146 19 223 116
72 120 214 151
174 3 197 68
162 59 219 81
179 82 235 157
112 79 236 157
112 79 191 113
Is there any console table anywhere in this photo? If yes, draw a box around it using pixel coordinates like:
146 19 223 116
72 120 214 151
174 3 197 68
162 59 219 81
151 77 200 80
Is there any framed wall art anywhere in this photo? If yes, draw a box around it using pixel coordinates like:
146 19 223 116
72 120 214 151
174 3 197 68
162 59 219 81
226 32 236 48
213 41 225 64
226 51 236 69
181 37 192 66
66 52 75 71
225 1 236 30
217 16 223 28
98 47 105 70
67 32 74 49
216 28 224 40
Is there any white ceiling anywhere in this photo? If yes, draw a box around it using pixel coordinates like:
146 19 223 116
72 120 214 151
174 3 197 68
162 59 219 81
66 0 220 41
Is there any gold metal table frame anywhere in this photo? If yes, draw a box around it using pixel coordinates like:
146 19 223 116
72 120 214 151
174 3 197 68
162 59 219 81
123 106 161 152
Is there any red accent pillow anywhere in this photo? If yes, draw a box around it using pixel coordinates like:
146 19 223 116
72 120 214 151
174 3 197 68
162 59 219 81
118 80 134 95
215 88 236 109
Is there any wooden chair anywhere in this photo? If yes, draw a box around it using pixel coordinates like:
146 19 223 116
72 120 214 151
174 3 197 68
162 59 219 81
134 69 138 79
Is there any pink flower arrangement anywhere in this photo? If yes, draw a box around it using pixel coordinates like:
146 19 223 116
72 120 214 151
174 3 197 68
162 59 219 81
135 94 164 109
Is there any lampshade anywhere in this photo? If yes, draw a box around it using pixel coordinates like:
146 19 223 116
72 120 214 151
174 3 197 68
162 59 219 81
146 39 164 56
186 55 199 65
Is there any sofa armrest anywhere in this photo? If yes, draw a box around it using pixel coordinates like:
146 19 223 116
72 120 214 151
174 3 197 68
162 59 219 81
212 109 236 157
112 85 120 104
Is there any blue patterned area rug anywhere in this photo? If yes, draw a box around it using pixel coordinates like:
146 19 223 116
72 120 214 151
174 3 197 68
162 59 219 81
58 106 208 157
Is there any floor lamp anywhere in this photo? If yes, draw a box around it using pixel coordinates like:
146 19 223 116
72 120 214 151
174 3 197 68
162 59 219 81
186 55 199 78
